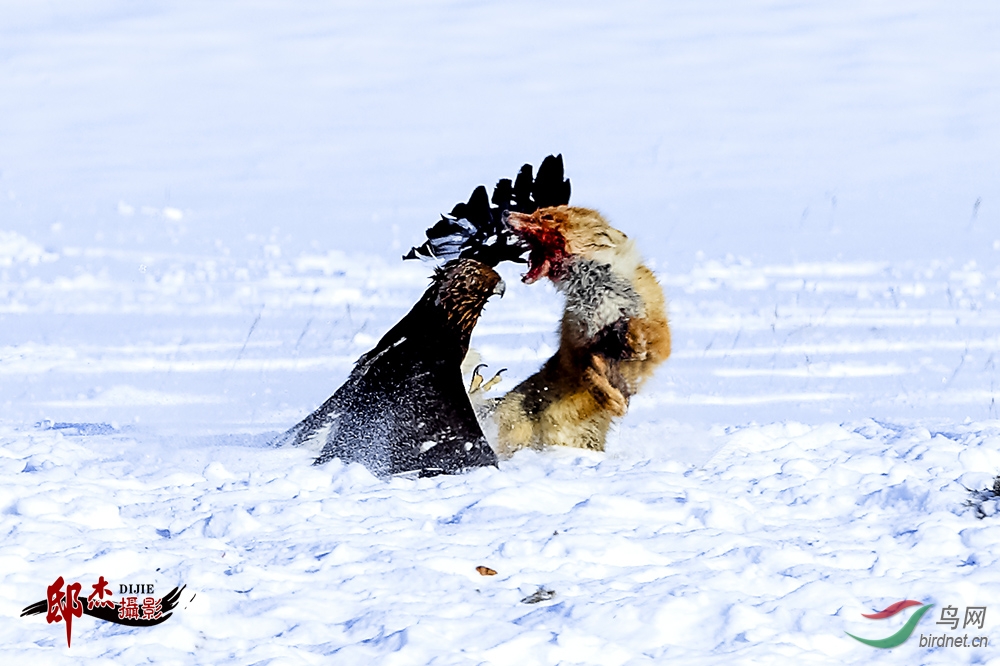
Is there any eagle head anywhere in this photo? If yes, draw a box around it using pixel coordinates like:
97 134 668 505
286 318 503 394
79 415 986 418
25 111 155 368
431 258 505 338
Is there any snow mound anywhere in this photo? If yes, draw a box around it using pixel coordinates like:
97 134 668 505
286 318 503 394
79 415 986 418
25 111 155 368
0 230 57 267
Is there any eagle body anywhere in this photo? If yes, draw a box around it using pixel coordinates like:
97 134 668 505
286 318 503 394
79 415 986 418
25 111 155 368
275 259 503 477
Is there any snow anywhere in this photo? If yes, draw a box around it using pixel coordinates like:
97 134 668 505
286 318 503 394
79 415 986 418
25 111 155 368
4 418 1000 663
3 1 1000 663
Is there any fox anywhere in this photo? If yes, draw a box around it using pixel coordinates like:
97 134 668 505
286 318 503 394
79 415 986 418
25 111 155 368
491 206 671 454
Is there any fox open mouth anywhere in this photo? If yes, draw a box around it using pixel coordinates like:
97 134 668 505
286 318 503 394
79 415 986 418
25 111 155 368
505 212 566 284
523 246 552 284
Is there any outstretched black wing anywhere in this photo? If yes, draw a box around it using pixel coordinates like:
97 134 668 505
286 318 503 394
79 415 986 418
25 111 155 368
404 154 571 266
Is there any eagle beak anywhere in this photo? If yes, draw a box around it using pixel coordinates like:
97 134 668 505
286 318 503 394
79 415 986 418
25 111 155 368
500 209 511 229
494 278 506 298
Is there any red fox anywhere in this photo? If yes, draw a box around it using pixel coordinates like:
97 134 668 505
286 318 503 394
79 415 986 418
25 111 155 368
492 206 671 454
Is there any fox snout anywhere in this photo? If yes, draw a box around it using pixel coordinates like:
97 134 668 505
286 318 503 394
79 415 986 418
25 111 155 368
503 210 532 232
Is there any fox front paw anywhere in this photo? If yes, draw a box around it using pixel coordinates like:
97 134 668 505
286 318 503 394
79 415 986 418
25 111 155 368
585 358 629 417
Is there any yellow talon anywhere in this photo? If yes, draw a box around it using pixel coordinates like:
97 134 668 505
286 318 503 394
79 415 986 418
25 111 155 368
481 368 507 393
468 363 488 393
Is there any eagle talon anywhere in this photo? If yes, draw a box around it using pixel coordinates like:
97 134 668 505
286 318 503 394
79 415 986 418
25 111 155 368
469 363 489 393
480 368 507 393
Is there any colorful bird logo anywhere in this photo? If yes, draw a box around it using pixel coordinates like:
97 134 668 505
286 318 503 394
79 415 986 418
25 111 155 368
846 600 933 648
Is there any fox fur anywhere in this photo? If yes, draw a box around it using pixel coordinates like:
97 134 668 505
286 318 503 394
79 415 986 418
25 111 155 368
492 206 671 454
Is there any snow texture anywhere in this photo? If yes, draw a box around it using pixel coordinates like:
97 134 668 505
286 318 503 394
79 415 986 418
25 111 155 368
3 1 1000 663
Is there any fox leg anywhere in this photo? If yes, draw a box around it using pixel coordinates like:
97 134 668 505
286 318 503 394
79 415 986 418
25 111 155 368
537 390 613 451
493 392 537 457
584 355 629 417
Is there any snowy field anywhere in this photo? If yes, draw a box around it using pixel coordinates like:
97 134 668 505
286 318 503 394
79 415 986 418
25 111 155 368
3 1 1000 664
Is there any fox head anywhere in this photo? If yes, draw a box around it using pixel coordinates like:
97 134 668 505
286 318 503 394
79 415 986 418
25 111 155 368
504 206 637 284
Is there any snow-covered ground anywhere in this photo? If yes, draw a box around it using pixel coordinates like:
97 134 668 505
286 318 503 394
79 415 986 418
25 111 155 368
3 1 1000 664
